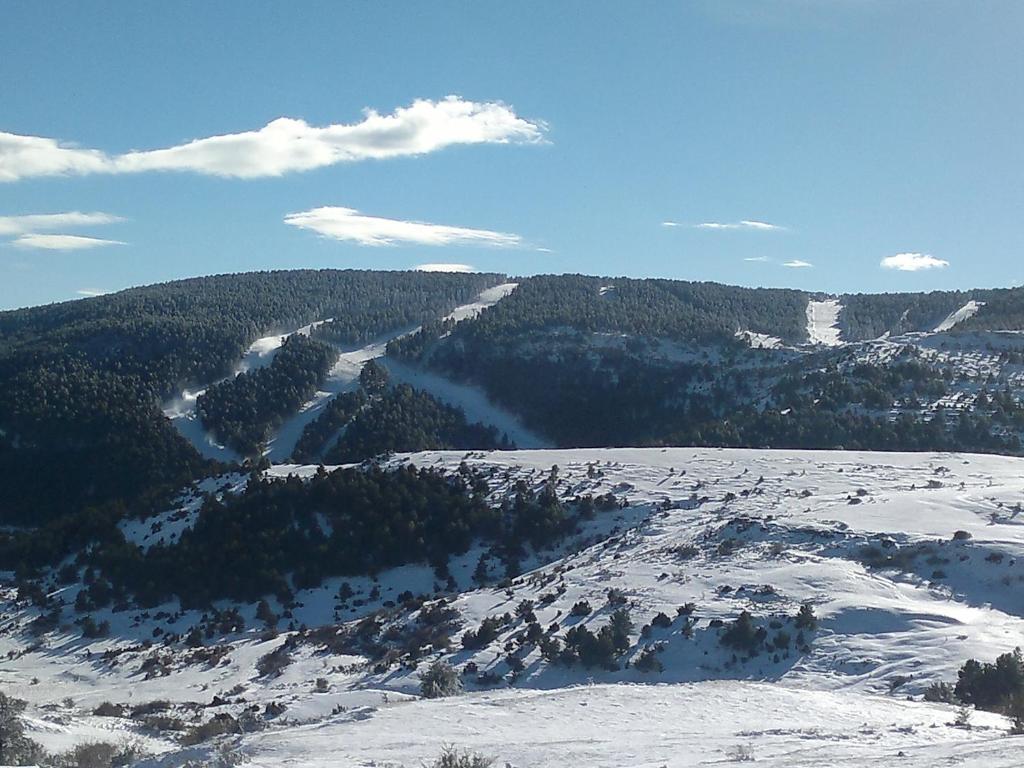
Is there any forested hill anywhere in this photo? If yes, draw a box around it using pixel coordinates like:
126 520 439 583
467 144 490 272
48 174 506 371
448 274 812 345
0 269 503 398
838 286 1024 340
3 268 1024 531
0 270 503 524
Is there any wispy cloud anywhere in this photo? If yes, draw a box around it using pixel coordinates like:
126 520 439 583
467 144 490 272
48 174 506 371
660 221 680 228
743 256 770 262
414 263 476 273
1 210 126 250
783 259 813 268
12 234 126 250
284 206 522 248
0 211 124 235
0 97 546 182
696 220 786 231
880 252 949 271
76 288 110 297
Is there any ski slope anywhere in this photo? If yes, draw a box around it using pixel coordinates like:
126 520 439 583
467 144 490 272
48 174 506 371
935 300 986 332
262 325 418 462
806 299 843 345
382 358 550 448
265 282 529 460
165 283 527 463
441 282 518 323
162 324 331 462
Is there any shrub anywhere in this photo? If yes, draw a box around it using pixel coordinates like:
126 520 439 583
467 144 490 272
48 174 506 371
428 745 494 768
181 714 241 746
462 616 503 650
650 612 672 629
570 600 592 617
634 645 663 674
606 588 627 606
93 701 125 717
721 611 766 653
923 681 957 703
955 647 1024 712
256 645 292 678
795 603 817 630
0 693 45 765
49 740 146 768
420 660 463 698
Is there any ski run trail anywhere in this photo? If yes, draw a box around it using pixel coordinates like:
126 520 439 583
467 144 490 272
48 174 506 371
163 282 539 462
805 298 843 346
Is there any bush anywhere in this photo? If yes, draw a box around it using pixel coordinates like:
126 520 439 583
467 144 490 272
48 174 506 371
93 701 125 717
570 600 592 617
256 645 292 678
49 740 146 768
462 616 503 650
0 693 45 766
955 647 1024 712
650 612 672 629
634 645 663 673
721 611 766 653
795 603 817 630
923 681 957 704
420 660 463 699
428 745 494 768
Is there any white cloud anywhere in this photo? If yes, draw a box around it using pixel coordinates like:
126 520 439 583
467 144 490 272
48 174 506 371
783 259 813 268
0 211 124 235
414 263 476 273
76 288 110 297
880 252 949 271
0 97 546 182
744 256 770 262
12 234 126 250
696 220 785 231
661 221 680 227
284 206 522 248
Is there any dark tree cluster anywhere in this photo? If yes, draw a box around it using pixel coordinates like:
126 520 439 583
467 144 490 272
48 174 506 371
197 334 337 456
0 357 207 525
392 274 811 354
290 390 367 464
93 464 498 607
323 383 513 464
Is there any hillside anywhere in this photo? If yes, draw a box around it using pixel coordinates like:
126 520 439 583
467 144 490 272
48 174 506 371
3 269 1024 764
1 448 1024 765
2 268 1024 529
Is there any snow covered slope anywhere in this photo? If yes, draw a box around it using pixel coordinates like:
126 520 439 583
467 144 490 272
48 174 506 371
5 447 1024 765
935 300 986 332
265 282 533 459
806 298 843 345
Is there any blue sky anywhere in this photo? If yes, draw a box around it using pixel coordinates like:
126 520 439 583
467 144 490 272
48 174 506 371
1 0 1021 310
